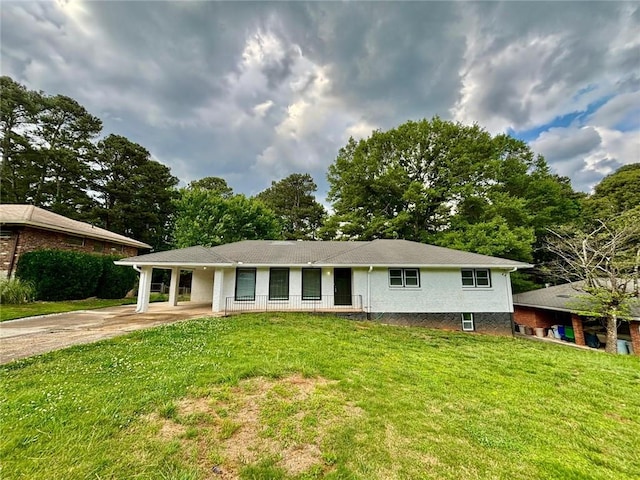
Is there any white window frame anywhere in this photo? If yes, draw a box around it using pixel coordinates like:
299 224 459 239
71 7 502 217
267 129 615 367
461 268 491 288
462 313 475 331
388 268 420 288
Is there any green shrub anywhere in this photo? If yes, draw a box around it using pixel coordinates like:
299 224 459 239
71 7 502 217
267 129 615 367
16 250 103 301
0 278 35 304
96 255 137 299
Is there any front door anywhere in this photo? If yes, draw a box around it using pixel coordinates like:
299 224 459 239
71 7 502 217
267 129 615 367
334 268 352 306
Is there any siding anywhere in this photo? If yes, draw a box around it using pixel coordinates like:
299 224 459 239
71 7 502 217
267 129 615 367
365 267 514 313
216 266 514 314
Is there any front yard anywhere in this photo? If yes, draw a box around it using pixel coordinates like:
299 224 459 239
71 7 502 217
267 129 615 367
1 313 638 479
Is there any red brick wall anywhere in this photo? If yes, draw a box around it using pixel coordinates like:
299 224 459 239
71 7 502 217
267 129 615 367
571 314 586 346
513 306 557 329
1 227 139 277
630 321 640 357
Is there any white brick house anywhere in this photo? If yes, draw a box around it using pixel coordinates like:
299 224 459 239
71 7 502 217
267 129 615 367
116 239 531 334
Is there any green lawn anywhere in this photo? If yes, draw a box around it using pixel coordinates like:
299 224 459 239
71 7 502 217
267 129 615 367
0 294 174 322
1 314 639 479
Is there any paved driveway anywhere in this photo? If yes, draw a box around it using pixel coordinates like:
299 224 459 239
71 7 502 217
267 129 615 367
0 302 217 364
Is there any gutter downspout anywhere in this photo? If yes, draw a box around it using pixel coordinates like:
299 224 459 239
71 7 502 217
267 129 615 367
505 267 517 336
367 266 373 319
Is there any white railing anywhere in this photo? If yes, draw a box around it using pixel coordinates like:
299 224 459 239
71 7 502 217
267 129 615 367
150 283 190 295
224 295 363 315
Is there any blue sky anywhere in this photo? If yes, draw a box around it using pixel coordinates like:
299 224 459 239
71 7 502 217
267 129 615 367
2 1 638 200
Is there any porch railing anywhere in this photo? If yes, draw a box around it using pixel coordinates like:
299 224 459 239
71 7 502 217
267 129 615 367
224 295 363 315
150 283 190 295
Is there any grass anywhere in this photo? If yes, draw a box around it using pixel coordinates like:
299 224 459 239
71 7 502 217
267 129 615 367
0 293 179 322
1 313 639 479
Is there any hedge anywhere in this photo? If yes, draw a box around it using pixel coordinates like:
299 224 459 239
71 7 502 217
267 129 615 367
96 255 138 299
16 250 136 301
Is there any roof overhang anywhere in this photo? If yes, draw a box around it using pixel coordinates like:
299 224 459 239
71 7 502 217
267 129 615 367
3 220 151 249
115 261 531 269
513 302 640 321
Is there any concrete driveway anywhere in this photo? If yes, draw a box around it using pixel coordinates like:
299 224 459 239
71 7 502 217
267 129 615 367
0 302 218 364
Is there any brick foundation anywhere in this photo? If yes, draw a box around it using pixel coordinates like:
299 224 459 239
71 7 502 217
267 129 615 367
0 227 140 277
359 312 513 335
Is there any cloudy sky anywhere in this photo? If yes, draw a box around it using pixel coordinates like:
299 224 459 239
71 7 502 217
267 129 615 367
2 1 639 202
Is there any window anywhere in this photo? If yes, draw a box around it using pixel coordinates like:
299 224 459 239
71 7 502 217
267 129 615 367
461 269 491 288
302 268 321 300
269 268 289 300
66 235 84 246
0 229 12 239
93 241 104 253
235 268 256 301
462 313 475 331
388 268 420 288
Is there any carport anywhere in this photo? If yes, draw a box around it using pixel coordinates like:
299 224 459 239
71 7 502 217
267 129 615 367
114 246 234 313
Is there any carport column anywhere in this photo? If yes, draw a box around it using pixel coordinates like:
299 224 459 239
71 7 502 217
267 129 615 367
630 321 640 356
136 266 153 313
571 314 586 346
212 268 225 313
168 267 180 306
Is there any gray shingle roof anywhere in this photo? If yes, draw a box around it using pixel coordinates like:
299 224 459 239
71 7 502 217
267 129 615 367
117 239 532 268
513 281 640 318
0 204 151 249
117 246 232 265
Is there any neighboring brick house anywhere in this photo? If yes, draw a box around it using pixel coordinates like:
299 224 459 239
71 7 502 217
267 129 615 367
0 204 151 278
513 282 640 356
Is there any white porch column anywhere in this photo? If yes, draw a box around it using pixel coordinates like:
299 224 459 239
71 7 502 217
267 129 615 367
136 266 153 313
168 267 180 306
212 268 225 313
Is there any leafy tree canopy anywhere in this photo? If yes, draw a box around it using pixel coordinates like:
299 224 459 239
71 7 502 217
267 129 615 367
255 173 326 240
582 163 640 223
1 77 102 216
92 135 179 251
188 176 233 198
173 188 281 248
323 117 582 263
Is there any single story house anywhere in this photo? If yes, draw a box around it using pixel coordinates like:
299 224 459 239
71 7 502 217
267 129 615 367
0 204 151 278
513 281 640 355
116 239 531 334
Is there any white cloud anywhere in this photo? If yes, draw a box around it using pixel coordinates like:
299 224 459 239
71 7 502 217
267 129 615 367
253 100 274 118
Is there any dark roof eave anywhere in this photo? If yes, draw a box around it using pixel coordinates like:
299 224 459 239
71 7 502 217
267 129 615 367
513 302 640 321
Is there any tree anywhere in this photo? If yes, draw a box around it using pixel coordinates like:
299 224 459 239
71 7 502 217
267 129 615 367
33 94 102 217
188 176 233 197
173 188 281 248
92 135 178 251
0 76 43 204
324 117 581 263
255 173 326 240
582 164 640 223
545 213 640 353
0 77 103 217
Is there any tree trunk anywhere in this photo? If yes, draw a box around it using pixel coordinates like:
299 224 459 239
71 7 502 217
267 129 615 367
605 314 618 354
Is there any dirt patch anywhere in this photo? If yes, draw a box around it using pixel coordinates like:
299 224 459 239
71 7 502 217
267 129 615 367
144 374 362 478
